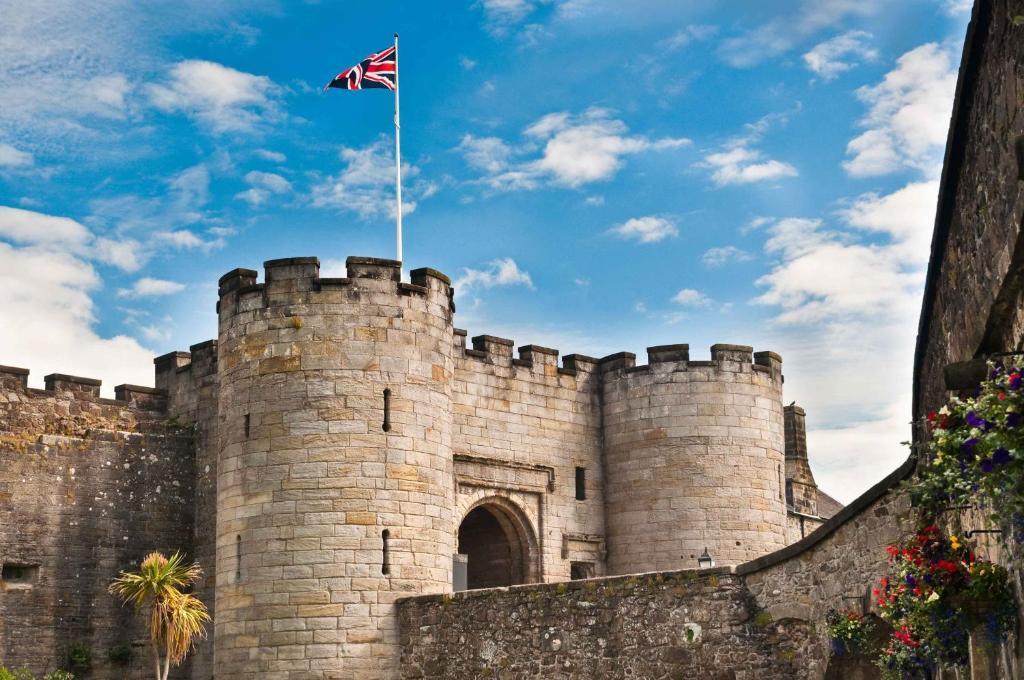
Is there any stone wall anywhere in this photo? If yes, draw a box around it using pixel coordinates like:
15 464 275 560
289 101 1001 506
915 0 1024 419
397 567 814 679
0 367 196 679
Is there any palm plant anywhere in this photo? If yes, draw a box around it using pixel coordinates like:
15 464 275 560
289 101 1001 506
109 552 210 680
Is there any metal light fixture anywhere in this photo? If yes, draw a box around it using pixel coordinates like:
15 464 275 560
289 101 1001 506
697 547 714 569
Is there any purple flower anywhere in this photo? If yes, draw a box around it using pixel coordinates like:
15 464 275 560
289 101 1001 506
906 573 917 589
962 437 979 454
980 458 994 473
1007 412 1022 428
1010 373 1022 390
993 447 1012 466
966 411 991 431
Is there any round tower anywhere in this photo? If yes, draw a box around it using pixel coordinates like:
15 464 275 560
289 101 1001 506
601 343 787 573
214 256 455 679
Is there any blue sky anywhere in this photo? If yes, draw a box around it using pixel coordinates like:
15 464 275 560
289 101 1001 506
0 0 972 502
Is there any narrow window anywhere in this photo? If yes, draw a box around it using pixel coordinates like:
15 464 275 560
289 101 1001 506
235 535 241 581
381 529 391 575
1 563 39 586
243 414 250 438
575 467 586 501
778 464 783 500
382 388 392 432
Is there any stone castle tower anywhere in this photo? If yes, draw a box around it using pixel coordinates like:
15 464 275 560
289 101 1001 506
0 254 836 679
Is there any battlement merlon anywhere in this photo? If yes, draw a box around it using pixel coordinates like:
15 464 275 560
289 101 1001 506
597 344 783 381
215 255 454 318
0 365 168 411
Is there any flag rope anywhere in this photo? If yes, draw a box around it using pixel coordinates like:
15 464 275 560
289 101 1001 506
393 32 403 266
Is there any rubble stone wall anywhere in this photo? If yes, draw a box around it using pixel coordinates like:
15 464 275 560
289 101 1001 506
0 368 196 679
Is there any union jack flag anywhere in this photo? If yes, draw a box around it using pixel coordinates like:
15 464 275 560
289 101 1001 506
324 46 397 92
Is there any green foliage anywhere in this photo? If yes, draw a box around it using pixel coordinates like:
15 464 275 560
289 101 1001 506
909 362 1024 554
0 669 74 680
107 645 132 666
825 608 874 654
1013 15 1024 26
66 642 90 672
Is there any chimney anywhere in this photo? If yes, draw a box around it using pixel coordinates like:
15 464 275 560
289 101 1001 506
784 403 818 516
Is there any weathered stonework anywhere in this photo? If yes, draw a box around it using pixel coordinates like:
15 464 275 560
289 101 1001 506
0 369 196 679
397 568 815 679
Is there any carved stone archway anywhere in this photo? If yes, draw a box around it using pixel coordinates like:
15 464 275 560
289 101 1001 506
457 496 539 589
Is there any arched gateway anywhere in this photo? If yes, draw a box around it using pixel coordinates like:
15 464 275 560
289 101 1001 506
457 497 539 589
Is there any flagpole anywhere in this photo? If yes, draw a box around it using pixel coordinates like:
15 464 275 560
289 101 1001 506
393 32 403 267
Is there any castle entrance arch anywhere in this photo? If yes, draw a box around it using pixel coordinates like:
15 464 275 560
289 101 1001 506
457 497 538 590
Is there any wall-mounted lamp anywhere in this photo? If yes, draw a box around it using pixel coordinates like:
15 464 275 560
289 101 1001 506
697 547 714 569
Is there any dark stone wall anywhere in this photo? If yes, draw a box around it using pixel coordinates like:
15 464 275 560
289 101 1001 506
915 0 1024 419
0 370 197 679
397 568 815 679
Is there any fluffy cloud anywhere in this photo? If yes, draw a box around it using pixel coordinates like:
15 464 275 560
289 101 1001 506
661 24 718 50
457 135 513 174
310 139 434 220
702 111 799 187
702 245 753 268
253 148 286 163
154 229 226 252
843 43 958 177
462 108 690 191
236 170 292 206
93 237 145 272
0 206 91 246
453 258 534 297
147 60 280 134
117 277 186 298
803 30 878 80
719 0 880 67
477 0 536 36
0 143 33 167
751 179 942 500
705 147 798 186
672 288 711 306
0 242 153 395
609 216 678 244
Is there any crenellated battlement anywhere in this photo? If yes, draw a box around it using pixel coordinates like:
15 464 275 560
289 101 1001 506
0 364 168 412
216 255 455 320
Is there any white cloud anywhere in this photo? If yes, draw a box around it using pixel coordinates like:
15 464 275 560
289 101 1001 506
477 0 536 36
0 143 33 167
147 59 280 134
843 43 958 177
705 147 798 186
719 0 880 67
584 196 604 206
453 258 534 297
702 110 799 187
0 206 91 246
750 179 942 501
661 24 718 51
942 0 973 14
154 229 225 252
310 139 431 220
840 180 939 263
457 134 513 173
609 216 678 244
0 241 154 395
117 277 186 298
459 55 478 70
803 30 878 80
466 108 690 191
702 245 753 268
236 170 292 206
672 288 711 306
93 237 145 272
253 148 286 163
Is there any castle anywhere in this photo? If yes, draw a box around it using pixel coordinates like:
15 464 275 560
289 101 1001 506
0 254 838 679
